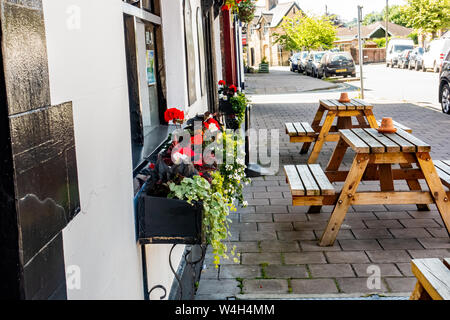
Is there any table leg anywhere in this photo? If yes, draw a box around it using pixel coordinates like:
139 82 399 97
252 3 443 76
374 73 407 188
417 153 450 236
356 114 369 128
326 138 348 171
301 105 325 154
400 163 430 211
379 164 395 191
337 116 353 130
410 281 431 300
364 109 379 129
320 154 369 246
308 112 336 164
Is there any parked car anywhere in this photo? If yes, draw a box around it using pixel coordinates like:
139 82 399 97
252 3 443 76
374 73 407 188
289 53 301 72
296 51 309 74
318 51 356 78
408 47 424 71
398 49 413 69
423 39 450 73
439 49 450 114
386 39 414 68
305 51 326 77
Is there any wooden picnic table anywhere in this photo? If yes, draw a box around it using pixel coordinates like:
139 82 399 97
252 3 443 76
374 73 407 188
291 99 378 164
316 128 450 247
286 99 414 165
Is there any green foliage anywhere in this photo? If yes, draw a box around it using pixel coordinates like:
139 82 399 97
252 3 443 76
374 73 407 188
169 175 239 267
230 92 249 126
237 0 257 24
363 12 384 26
168 131 251 267
403 0 450 35
372 37 392 48
363 5 410 28
274 13 337 51
387 5 410 27
261 56 269 64
408 30 419 44
217 131 250 208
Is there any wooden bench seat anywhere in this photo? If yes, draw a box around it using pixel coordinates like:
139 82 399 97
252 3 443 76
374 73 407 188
285 122 316 137
376 120 412 133
434 160 450 189
410 258 450 300
284 164 335 197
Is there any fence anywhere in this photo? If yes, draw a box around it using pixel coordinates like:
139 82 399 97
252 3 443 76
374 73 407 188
350 47 386 64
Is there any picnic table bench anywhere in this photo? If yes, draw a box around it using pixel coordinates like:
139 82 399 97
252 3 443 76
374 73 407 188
285 99 412 164
410 258 450 300
284 127 450 247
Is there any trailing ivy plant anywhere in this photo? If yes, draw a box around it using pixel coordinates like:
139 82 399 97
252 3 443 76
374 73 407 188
168 175 239 267
230 92 250 127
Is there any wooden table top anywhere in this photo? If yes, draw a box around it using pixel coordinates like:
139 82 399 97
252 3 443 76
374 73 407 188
320 99 373 111
339 128 431 153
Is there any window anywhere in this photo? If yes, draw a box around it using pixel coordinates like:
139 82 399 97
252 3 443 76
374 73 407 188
124 2 169 173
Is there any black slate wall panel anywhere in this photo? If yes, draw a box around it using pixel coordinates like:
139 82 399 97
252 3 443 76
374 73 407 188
0 0 80 299
0 17 23 299
1 0 50 115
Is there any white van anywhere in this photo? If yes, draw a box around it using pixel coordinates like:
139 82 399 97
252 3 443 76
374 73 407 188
386 39 414 67
422 39 450 72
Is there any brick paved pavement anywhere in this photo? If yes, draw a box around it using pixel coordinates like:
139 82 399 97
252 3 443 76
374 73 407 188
196 98 450 300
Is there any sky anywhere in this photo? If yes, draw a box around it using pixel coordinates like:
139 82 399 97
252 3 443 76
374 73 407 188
256 0 407 22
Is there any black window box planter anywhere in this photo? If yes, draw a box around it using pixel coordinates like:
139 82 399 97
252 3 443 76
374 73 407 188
137 193 204 245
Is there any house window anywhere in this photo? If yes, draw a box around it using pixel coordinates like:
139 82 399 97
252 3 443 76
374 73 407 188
123 1 169 173
264 24 269 35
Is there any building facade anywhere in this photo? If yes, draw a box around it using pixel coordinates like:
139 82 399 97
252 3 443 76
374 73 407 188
246 0 301 67
0 0 233 300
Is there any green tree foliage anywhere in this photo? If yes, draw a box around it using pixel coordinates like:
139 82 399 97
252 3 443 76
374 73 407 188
386 5 409 27
403 0 450 36
363 12 384 26
362 5 409 27
274 13 337 51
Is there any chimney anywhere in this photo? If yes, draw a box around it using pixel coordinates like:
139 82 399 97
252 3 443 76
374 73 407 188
265 0 278 11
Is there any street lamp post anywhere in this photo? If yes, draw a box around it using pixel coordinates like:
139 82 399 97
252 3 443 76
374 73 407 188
386 0 389 48
357 5 364 99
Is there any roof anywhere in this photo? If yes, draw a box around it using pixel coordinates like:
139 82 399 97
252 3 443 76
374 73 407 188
336 22 413 40
253 2 301 28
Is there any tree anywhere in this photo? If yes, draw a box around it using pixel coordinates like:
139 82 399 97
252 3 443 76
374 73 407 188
363 12 383 26
385 5 409 27
362 5 409 27
273 13 337 51
403 0 450 37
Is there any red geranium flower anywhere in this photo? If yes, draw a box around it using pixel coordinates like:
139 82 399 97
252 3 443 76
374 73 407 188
149 163 155 170
221 5 229 11
218 80 226 86
164 108 184 122
204 118 221 131
229 85 237 93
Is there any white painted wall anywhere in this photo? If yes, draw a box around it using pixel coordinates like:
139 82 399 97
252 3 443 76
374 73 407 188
42 0 215 300
43 0 143 299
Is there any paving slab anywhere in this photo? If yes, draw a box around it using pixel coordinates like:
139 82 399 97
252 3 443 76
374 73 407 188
290 279 339 294
243 279 289 294
265 265 309 279
309 264 355 278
